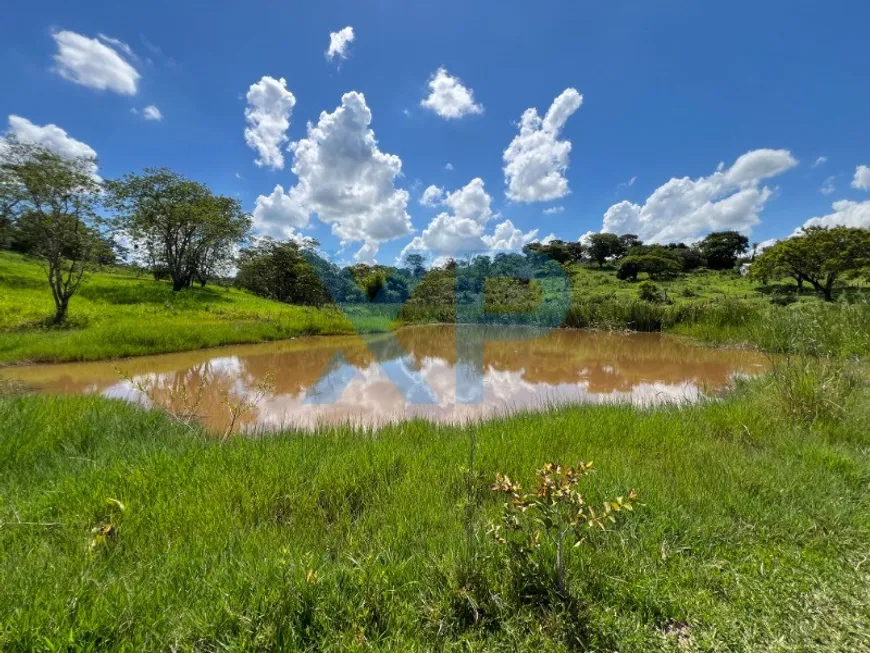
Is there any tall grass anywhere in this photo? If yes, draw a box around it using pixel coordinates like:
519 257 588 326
1 373 869 650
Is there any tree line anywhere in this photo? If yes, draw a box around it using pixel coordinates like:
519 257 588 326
3 139 869 327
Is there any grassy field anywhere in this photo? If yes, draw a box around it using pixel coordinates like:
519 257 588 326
3 250 868 365
3 251 870 650
1 366 869 651
0 252 395 365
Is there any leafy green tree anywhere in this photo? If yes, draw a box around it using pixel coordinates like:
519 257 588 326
657 243 705 271
106 168 251 291
586 232 625 268
616 254 681 281
523 239 584 264
749 242 805 289
699 231 749 270
402 253 426 279
235 238 333 306
751 227 870 301
0 140 102 324
618 233 642 251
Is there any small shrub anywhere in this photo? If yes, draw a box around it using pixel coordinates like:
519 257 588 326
680 286 697 298
490 462 637 597
637 281 663 303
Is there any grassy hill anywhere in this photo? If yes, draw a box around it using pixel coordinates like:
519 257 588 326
0 252 394 364
2 250 866 365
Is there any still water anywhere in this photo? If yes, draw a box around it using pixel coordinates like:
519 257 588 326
3 326 767 431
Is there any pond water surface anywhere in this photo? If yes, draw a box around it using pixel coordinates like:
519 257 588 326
3 326 767 431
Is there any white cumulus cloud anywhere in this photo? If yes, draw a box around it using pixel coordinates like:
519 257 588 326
252 184 309 239
796 199 870 232
142 105 162 121
812 156 828 168
443 177 495 225
420 185 444 207
600 148 798 243
821 176 836 195
326 27 355 62
543 206 564 215
400 178 534 260
52 30 140 95
399 178 495 259
285 91 412 262
421 68 483 119
482 220 538 251
851 165 870 191
503 88 583 202
3 115 100 180
244 76 296 170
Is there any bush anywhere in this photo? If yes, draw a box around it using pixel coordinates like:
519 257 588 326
491 463 637 597
770 292 798 307
617 255 681 281
637 281 663 303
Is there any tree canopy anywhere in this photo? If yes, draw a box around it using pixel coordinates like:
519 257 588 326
751 227 870 300
0 139 103 323
106 168 251 291
586 233 625 268
699 231 749 270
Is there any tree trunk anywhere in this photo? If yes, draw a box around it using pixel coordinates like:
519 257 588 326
823 275 836 302
172 276 185 292
52 299 69 325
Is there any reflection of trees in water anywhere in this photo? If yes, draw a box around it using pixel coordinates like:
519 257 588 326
126 326 765 412
15 324 767 431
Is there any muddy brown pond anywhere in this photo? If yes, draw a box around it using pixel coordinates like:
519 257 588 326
2 325 768 432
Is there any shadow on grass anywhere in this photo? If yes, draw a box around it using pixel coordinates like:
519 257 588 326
78 280 234 306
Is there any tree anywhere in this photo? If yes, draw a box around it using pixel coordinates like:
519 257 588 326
189 196 251 287
749 242 805 289
618 233 642 251
665 243 705 271
752 227 870 301
0 140 102 324
0 157 25 249
699 231 749 270
235 238 333 306
616 254 682 281
523 239 584 264
586 233 625 268
402 253 426 279
106 168 251 291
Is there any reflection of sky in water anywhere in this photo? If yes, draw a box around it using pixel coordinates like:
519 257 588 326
2 326 767 432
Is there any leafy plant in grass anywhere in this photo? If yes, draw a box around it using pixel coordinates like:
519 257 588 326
490 462 637 597
637 280 664 303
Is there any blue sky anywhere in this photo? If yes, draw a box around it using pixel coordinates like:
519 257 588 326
2 0 870 264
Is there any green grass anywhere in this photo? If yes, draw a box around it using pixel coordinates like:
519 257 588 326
4 251 868 365
1 372 869 651
0 252 393 364
4 251 870 649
